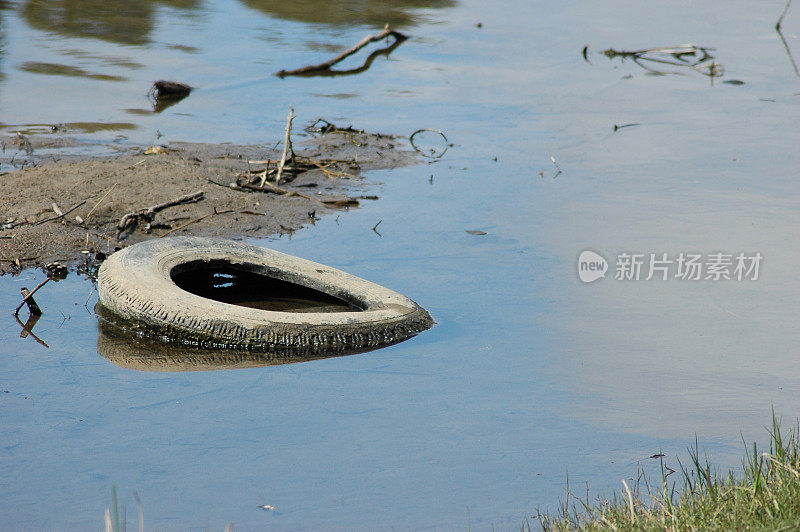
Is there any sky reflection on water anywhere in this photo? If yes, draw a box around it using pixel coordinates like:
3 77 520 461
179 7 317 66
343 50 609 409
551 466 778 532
1 0 799 529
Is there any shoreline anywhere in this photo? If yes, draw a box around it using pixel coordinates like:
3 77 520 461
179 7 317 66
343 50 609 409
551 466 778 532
0 130 418 272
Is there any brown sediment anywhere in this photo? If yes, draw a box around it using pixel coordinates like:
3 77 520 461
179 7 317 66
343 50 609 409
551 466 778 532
0 130 418 268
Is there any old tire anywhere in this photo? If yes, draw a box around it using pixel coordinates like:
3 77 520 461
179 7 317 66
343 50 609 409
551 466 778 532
97 236 433 353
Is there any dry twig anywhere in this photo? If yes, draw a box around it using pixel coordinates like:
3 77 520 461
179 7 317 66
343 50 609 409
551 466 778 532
33 200 87 226
158 208 234 238
117 190 204 237
267 106 296 186
234 179 358 209
84 183 118 221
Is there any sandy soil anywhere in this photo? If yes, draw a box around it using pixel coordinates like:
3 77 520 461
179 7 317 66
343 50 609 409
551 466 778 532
0 130 417 273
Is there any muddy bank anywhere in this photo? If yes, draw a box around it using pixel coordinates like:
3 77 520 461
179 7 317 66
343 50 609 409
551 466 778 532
0 129 418 272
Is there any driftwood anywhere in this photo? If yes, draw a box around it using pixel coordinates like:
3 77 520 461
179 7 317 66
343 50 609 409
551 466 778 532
276 25 408 77
117 190 204 238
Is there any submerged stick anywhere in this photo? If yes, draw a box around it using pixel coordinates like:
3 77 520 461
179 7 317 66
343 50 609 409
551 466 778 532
776 1 800 79
550 156 562 177
134 491 144 532
777 0 793 30
14 277 50 317
19 287 41 316
777 27 800 79
276 25 408 77
601 44 721 79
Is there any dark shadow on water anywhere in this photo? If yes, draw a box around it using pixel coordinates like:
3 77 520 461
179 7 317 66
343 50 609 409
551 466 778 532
171 264 361 313
20 61 127 81
22 0 199 46
240 0 456 29
96 318 380 372
21 0 455 48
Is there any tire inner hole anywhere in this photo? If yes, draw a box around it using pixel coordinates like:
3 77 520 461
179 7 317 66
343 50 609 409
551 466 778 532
172 263 361 313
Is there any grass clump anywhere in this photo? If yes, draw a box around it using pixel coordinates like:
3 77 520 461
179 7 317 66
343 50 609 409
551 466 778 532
534 414 800 531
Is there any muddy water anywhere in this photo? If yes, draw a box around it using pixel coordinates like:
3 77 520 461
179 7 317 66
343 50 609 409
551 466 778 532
2 0 800 529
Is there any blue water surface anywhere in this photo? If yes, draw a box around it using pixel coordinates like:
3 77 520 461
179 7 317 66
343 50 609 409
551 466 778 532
1 0 799 529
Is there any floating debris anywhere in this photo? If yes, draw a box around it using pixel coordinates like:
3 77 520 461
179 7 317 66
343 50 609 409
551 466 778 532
144 145 167 155
44 261 68 280
598 44 723 80
409 129 449 159
147 80 192 113
613 123 640 132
